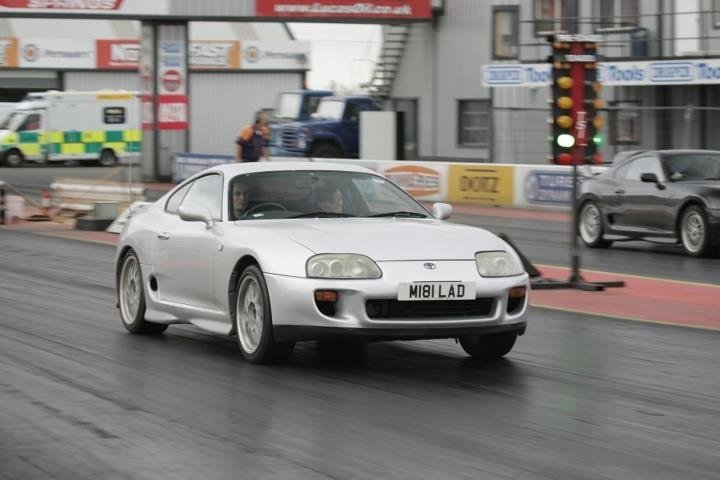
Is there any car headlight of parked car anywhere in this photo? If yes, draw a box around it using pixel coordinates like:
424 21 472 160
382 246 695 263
475 251 524 277
307 254 382 279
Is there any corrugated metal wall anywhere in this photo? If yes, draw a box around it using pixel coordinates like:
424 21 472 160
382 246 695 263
64 72 140 91
189 72 301 155
169 0 255 18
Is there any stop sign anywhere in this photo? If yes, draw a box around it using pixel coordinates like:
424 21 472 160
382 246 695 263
161 69 182 93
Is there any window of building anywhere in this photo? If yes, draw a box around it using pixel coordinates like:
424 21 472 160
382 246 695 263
597 0 639 30
610 101 641 145
457 100 490 148
534 0 578 36
493 6 519 59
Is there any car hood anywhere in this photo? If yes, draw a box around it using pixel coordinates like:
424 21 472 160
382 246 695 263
235 218 508 261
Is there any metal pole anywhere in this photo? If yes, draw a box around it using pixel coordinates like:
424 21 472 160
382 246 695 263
570 145 581 282
0 181 5 225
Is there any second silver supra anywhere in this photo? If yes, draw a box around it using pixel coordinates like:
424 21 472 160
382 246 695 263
115 163 529 364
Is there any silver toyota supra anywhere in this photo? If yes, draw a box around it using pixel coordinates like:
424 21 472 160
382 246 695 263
115 162 529 364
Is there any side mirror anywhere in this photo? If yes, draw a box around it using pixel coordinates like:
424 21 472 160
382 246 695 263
431 202 453 220
178 205 215 229
640 172 665 189
640 172 658 183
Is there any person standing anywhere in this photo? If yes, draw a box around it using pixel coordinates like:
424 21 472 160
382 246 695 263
235 111 270 162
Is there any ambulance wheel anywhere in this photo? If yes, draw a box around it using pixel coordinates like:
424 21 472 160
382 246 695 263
4 149 24 167
99 149 118 167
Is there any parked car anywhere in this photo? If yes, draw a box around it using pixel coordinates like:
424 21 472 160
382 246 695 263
116 162 529 364
578 150 720 257
271 95 380 159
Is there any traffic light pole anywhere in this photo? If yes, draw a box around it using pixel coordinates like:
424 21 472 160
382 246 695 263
533 36 624 292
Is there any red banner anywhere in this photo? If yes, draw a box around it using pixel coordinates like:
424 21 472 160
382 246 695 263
255 0 431 20
96 39 139 70
0 0 124 9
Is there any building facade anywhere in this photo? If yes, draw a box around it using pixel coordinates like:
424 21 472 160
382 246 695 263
384 0 720 164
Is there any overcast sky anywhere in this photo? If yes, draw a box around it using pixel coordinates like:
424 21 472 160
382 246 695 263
288 23 381 92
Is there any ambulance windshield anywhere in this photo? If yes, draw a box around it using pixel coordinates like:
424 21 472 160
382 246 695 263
0 111 26 131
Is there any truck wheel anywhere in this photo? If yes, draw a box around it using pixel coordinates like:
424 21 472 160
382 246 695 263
4 149 24 167
99 149 117 167
310 144 343 158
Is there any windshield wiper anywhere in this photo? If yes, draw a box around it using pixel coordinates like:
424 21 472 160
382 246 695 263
291 211 357 218
368 211 428 218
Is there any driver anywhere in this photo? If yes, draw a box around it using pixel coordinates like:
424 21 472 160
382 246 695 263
316 183 344 214
232 180 251 219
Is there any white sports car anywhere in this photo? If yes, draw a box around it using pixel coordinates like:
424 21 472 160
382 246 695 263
115 162 529 364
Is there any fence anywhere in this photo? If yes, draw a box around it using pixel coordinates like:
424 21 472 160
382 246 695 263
490 105 720 164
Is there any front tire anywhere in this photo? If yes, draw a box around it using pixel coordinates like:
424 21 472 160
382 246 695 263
579 201 613 248
459 331 518 359
118 251 168 334
309 143 343 158
4 149 24 167
235 265 295 364
680 206 717 257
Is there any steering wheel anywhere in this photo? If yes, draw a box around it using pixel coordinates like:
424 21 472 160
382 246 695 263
244 202 288 216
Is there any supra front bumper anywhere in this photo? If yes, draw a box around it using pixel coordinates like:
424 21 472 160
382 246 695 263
264 260 529 342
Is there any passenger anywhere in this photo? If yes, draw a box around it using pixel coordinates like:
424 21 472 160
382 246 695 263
232 180 251 219
234 111 270 163
316 184 344 214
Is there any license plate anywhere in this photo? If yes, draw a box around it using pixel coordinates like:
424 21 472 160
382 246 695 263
398 282 475 301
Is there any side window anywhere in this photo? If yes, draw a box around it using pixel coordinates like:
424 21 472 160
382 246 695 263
18 113 40 132
103 107 126 124
165 182 193 214
624 157 663 181
344 103 359 122
179 174 223 220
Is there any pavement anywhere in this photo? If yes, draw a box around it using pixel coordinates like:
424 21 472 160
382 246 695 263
3 201 718 332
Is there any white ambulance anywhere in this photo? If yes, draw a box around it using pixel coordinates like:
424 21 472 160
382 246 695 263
0 90 141 167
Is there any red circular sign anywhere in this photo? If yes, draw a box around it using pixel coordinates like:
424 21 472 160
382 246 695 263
161 69 182 93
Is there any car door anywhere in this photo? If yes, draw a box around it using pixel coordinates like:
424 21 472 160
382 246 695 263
155 174 224 309
619 155 669 232
339 101 360 157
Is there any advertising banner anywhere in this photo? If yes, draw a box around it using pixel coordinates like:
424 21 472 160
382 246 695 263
381 163 446 201
190 41 240 70
483 58 720 87
0 37 19 67
255 0 431 20
448 165 514 206
0 0 169 15
241 41 310 70
20 38 94 68
96 39 139 70
157 40 187 130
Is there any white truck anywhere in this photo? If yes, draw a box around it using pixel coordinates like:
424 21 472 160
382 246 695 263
0 90 140 167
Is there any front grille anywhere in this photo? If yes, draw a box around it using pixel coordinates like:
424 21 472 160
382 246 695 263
365 298 495 319
281 127 299 149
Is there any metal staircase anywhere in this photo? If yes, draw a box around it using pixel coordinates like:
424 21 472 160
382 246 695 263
367 25 411 100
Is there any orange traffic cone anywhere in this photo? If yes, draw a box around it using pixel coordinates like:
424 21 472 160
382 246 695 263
41 189 51 216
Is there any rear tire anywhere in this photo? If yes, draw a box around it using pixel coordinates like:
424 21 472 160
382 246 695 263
459 331 518 359
118 251 168 334
309 143 343 158
235 264 295 364
99 149 117 167
579 201 613 248
4 149 24 167
679 206 717 257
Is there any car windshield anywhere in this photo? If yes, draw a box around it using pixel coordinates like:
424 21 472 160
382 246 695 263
274 93 302 120
0 111 25 131
662 154 720 182
229 170 429 221
313 100 345 120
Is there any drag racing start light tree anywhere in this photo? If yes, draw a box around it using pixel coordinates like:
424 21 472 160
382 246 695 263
547 35 603 165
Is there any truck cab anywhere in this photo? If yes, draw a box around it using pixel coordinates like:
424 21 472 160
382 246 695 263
272 95 380 159
269 89 332 156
